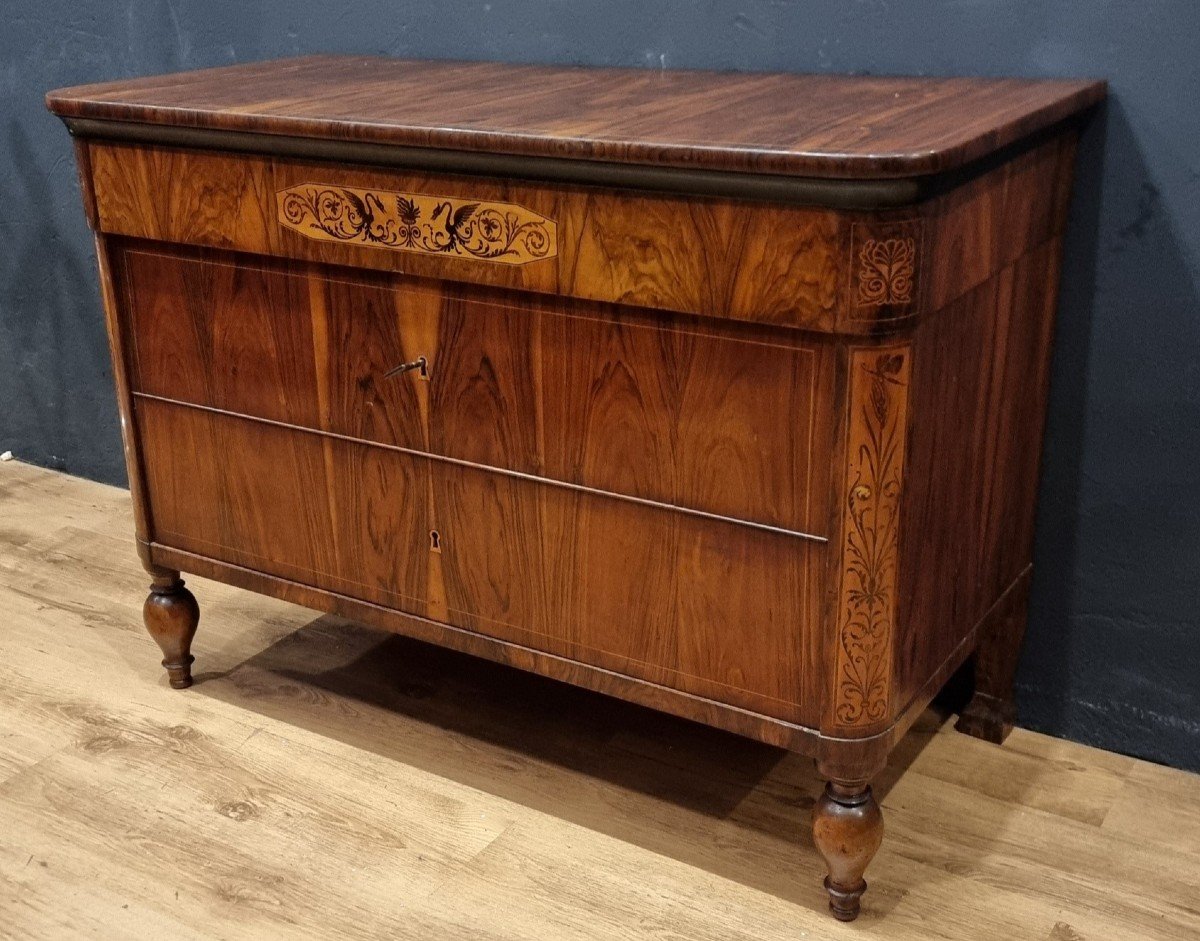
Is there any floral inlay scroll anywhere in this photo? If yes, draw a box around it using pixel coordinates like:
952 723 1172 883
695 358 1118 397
832 347 910 728
857 237 916 305
277 184 557 266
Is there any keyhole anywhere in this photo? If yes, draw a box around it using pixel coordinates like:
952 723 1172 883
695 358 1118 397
429 529 441 553
417 356 429 380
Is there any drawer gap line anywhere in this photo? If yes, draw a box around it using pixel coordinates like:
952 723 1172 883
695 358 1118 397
131 391 828 543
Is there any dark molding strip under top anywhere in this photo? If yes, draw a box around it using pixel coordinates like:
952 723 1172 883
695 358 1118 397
63 116 1082 211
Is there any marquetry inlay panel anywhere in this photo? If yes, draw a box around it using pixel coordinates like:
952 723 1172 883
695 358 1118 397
831 346 911 729
277 184 557 265
850 220 923 317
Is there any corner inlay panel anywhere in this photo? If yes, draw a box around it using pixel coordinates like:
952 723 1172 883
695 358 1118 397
850 220 923 316
277 184 557 265
857 238 916 305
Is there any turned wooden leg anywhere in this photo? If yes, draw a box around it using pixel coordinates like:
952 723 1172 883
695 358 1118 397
143 572 199 689
956 578 1031 744
812 779 884 921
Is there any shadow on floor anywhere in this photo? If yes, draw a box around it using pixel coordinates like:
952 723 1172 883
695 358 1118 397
190 612 946 915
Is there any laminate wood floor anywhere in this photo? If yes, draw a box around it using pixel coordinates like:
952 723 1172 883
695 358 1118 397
0 459 1196 940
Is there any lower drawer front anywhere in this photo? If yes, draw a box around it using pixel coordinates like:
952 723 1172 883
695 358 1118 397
137 398 822 725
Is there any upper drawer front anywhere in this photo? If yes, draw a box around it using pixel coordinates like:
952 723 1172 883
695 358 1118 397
122 246 832 536
88 140 853 332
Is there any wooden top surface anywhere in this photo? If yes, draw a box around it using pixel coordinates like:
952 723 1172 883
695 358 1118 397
47 55 1105 180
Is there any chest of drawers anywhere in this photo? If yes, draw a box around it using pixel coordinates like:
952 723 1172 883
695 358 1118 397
48 56 1103 921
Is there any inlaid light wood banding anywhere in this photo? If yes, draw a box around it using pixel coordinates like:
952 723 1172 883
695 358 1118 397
277 184 557 265
832 346 911 730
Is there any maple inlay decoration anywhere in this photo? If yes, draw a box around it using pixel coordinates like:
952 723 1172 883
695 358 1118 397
277 185 557 265
833 347 910 728
857 237 917 306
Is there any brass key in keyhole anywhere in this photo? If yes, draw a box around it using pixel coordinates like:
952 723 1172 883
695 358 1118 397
383 355 429 380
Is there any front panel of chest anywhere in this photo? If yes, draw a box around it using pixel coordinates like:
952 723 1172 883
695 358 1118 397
112 236 840 727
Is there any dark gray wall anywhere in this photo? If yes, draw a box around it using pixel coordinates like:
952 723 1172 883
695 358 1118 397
3 2 1198 770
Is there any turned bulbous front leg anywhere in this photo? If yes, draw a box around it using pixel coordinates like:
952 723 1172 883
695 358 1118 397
812 780 884 921
143 572 199 689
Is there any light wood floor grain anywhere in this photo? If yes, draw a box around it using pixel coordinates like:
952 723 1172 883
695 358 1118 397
0 459 1196 940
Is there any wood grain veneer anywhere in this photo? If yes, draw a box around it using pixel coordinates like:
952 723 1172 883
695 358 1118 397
80 133 1079 333
48 56 1104 923
85 141 849 331
120 245 833 534
46 55 1104 180
136 398 823 724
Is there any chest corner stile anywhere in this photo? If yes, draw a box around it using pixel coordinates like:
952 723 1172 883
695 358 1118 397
47 57 1104 923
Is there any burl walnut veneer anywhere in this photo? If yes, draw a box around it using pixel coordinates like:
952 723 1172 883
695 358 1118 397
48 57 1104 921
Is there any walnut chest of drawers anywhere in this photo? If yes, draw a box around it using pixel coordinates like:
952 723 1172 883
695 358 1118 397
48 56 1104 921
